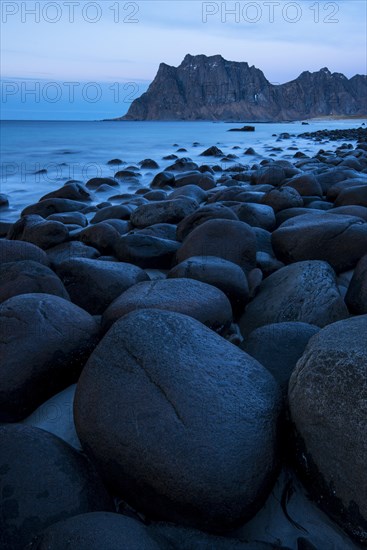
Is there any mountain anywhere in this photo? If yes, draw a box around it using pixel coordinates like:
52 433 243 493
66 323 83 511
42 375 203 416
120 54 367 121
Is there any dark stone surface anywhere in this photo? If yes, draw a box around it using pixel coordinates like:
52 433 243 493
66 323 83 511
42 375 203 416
168 256 249 315
46 241 100 266
75 309 281 533
114 233 180 268
0 260 69 303
0 240 49 265
27 512 160 550
55 257 149 315
272 213 367 272
131 198 198 228
0 293 100 420
7 215 69 249
242 322 320 394
289 315 367 545
0 425 113 550
176 219 256 274
176 203 238 241
239 261 348 336
345 254 367 314
102 277 232 332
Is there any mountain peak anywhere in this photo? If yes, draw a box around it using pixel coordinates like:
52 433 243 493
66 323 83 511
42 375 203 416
122 54 367 121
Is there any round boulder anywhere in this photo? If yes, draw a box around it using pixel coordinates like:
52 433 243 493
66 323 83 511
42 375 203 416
272 213 367 272
289 315 367 545
55 258 149 315
0 425 113 550
0 239 49 265
0 293 100 421
168 256 249 315
176 204 238 241
7 215 68 249
239 261 348 337
114 234 180 269
74 309 281 532
176 219 256 274
131 198 198 228
0 260 69 303
102 278 233 332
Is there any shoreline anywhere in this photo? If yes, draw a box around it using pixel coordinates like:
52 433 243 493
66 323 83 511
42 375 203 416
1 125 367 549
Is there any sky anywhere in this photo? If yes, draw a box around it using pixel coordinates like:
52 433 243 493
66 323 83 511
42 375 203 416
1 0 366 119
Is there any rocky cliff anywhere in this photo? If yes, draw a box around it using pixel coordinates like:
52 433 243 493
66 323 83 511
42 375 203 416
121 54 367 121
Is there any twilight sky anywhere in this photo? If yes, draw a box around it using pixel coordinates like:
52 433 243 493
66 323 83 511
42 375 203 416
1 0 366 119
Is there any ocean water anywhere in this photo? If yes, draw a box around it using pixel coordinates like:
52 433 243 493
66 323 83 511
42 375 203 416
1 119 366 222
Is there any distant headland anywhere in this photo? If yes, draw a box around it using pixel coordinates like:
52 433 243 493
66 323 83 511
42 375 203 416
118 54 367 122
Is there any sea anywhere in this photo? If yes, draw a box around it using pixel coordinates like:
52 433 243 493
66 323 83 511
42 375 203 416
1 118 366 222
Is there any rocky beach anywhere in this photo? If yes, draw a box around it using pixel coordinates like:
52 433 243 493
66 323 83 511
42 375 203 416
0 125 367 550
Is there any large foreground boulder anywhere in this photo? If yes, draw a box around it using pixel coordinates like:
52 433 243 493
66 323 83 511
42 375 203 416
0 425 113 550
272 214 367 272
0 293 99 421
74 309 281 533
289 316 367 545
102 278 232 332
239 261 348 336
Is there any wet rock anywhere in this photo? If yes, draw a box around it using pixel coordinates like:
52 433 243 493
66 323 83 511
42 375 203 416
131 198 197 228
289 315 367 545
27 512 160 550
140 158 159 169
77 222 121 254
0 293 99 421
22 198 90 218
168 256 249 315
46 241 100 266
91 204 132 224
0 239 49 265
0 425 113 549
200 145 224 157
7 215 68 249
177 219 257 274
0 260 69 303
55 258 149 315
261 187 303 213
40 182 92 202
86 177 120 189
150 171 175 188
242 322 320 394
239 261 348 336
345 254 367 314
74 309 281 533
47 211 88 227
176 204 239 241
114 234 180 269
102 278 233 332
233 203 276 231
272 213 367 272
